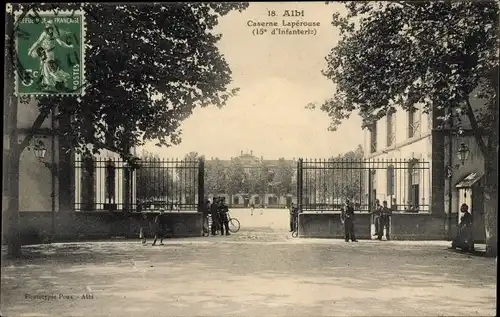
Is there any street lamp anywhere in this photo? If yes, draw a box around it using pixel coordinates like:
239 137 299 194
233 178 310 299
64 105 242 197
457 142 470 165
33 139 57 173
33 139 57 242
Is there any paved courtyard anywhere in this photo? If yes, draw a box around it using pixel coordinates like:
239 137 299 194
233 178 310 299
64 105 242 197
1 209 497 317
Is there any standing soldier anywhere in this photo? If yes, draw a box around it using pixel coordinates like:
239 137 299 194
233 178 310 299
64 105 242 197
219 197 230 236
152 209 165 246
341 199 357 242
372 199 382 238
202 198 211 235
378 200 392 240
139 212 149 245
289 203 298 232
210 197 219 236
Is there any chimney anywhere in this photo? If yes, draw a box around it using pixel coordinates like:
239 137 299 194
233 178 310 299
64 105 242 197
241 150 243 156
250 150 253 156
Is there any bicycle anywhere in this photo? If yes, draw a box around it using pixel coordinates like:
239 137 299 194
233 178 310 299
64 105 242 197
227 211 240 233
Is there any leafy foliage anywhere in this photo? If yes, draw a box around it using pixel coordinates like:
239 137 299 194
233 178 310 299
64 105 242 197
312 1 498 149
8 3 248 161
177 151 204 204
225 157 246 195
135 150 175 202
205 158 226 195
270 158 295 196
304 145 364 204
314 1 498 256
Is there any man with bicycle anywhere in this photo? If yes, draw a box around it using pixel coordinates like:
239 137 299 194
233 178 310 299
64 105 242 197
218 197 231 236
202 198 211 235
210 197 220 235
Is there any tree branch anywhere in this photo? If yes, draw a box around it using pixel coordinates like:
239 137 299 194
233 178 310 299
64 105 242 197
15 108 51 154
465 96 489 156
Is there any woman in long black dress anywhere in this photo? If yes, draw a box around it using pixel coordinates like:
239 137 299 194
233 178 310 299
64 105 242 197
451 203 474 252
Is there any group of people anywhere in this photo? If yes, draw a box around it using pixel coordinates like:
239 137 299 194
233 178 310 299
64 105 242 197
139 209 168 246
372 199 393 240
203 197 231 236
333 198 395 242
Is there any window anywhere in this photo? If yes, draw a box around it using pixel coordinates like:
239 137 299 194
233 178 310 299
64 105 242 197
233 196 240 205
268 196 278 205
386 165 395 196
408 107 420 138
386 111 396 147
370 123 377 153
254 196 260 205
408 160 420 210
105 159 116 203
369 169 377 207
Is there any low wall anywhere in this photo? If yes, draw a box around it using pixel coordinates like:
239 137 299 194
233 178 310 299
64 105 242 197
390 213 456 240
298 212 459 241
298 212 371 239
2 211 203 245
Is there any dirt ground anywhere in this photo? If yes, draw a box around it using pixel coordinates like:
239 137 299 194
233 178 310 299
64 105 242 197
1 209 497 317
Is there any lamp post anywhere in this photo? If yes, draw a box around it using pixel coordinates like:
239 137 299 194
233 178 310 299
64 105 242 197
33 139 57 241
446 141 470 239
457 143 470 165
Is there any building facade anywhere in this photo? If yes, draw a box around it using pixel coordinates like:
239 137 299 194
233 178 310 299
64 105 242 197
3 97 63 213
363 104 433 212
362 93 488 240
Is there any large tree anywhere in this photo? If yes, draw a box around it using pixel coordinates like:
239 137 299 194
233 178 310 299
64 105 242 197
176 151 204 206
225 157 246 197
4 3 248 256
311 1 498 256
135 150 175 204
205 158 226 195
271 157 295 198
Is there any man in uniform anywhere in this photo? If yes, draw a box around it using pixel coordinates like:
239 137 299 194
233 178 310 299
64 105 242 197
372 199 382 237
219 197 230 236
378 200 392 240
341 199 357 242
289 203 298 232
210 197 220 235
152 209 166 246
202 198 211 235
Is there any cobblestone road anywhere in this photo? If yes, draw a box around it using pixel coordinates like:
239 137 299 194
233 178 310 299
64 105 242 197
1 209 497 317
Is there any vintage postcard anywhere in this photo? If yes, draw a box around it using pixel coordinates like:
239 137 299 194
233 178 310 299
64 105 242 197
2 2 498 317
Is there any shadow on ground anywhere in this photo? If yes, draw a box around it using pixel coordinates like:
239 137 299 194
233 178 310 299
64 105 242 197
1 209 496 317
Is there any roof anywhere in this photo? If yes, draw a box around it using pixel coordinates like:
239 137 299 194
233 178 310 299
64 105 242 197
456 172 484 189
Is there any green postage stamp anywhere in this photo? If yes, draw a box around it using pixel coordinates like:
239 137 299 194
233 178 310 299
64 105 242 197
14 9 86 96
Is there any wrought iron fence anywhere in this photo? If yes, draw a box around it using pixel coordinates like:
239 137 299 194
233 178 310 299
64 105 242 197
74 157 204 212
297 158 430 213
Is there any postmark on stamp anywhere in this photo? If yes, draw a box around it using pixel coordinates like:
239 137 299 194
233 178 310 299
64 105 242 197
13 9 86 96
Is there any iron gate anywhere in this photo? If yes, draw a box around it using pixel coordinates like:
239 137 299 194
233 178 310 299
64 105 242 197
296 158 430 213
75 157 205 212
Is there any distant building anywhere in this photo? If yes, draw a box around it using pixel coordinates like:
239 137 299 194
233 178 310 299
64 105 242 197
206 150 297 207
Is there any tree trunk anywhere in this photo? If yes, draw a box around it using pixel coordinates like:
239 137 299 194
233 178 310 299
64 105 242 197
483 151 497 257
7 149 22 257
482 67 499 258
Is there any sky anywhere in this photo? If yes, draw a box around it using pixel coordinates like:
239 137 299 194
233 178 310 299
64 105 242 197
142 2 364 160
